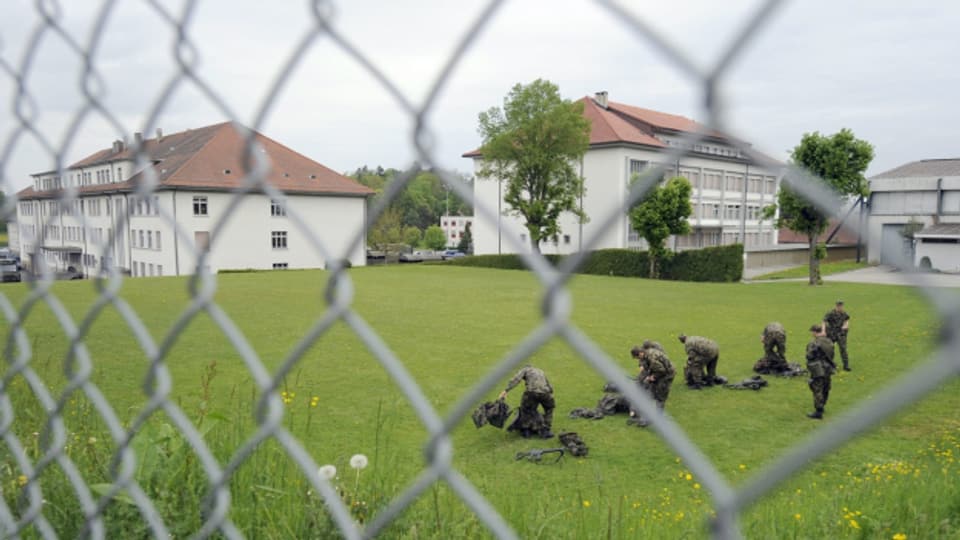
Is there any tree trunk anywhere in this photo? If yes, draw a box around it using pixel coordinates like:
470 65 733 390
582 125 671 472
649 253 657 279
530 233 540 254
807 232 821 285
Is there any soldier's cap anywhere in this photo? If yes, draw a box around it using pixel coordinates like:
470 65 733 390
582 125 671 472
809 324 823 332
677 334 687 343
836 300 844 305
641 339 657 350
630 345 642 357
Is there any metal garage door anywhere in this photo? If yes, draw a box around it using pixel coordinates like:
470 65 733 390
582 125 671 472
881 223 913 267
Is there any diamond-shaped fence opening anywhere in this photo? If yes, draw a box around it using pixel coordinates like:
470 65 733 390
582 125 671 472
1 1 958 539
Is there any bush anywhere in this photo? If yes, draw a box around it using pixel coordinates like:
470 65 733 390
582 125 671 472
448 244 743 282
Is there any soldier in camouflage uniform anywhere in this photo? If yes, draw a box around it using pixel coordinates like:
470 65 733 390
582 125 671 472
678 334 719 389
627 342 676 427
822 300 851 371
760 322 788 372
805 324 836 419
499 365 555 438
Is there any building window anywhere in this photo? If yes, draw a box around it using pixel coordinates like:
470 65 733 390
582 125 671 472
271 231 288 249
132 262 137 277
271 199 286 217
157 265 163 276
193 196 208 216
563 235 571 245
156 231 162 250
153 196 159 215
629 159 649 176
139 230 145 248
140 262 145 276
148 264 154 277
147 231 153 249
272 263 288 269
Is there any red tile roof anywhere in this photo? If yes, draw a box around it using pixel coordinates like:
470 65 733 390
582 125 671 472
18 122 373 199
463 96 732 157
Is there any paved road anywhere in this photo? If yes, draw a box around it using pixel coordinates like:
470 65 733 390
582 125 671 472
747 265 960 288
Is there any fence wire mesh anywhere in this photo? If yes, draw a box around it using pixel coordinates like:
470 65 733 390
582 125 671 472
1 0 958 538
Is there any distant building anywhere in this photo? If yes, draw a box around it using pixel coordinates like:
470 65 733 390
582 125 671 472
866 158 960 268
14 122 374 276
440 215 472 248
777 217 860 245
464 91 782 255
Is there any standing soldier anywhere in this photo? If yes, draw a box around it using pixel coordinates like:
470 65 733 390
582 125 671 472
823 300 851 371
760 322 788 372
499 365 555 438
678 334 720 389
805 324 836 419
627 341 676 427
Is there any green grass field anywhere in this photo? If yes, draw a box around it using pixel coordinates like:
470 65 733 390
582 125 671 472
751 260 870 280
1 266 957 538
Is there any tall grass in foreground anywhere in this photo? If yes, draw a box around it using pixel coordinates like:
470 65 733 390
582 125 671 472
1 365 957 539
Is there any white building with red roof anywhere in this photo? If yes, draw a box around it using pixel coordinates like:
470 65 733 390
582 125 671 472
464 92 782 255
14 122 374 276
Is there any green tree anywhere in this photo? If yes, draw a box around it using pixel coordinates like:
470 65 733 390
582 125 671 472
629 176 693 278
351 166 473 239
367 207 402 250
403 226 422 248
477 79 591 253
423 225 447 251
457 221 472 254
767 129 874 285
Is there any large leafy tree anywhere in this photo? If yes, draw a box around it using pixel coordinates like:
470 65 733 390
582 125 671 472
477 79 591 253
769 129 874 285
423 225 447 250
630 176 693 278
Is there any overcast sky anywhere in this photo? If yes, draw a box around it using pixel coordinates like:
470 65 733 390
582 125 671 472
2 0 958 194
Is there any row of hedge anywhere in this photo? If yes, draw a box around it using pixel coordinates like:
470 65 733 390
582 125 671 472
446 244 744 283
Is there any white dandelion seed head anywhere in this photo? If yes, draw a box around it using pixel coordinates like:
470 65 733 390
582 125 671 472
318 465 337 480
350 454 368 470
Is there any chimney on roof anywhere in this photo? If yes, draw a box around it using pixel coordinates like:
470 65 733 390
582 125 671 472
594 91 609 109
156 128 163 142
134 132 143 146
112 140 123 153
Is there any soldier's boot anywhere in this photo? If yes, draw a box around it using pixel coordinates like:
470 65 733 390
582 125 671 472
806 409 824 420
842 360 851 372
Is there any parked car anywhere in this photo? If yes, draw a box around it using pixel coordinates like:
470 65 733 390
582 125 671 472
399 250 444 263
442 249 465 260
0 257 20 282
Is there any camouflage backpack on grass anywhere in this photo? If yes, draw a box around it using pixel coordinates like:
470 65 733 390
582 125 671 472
559 432 589 457
471 399 512 428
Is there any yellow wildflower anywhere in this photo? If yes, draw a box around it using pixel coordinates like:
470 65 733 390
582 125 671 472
794 513 801 520
17 475 28 487
684 473 692 481
849 519 860 529
693 483 701 490
738 464 747 470
892 534 907 540
582 500 591 508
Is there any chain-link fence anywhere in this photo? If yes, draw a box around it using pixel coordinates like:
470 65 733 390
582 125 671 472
2 1 959 538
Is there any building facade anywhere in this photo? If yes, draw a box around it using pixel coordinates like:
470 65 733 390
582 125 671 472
465 92 782 255
14 123 373 276
440 215 473 248
866 158 960 268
